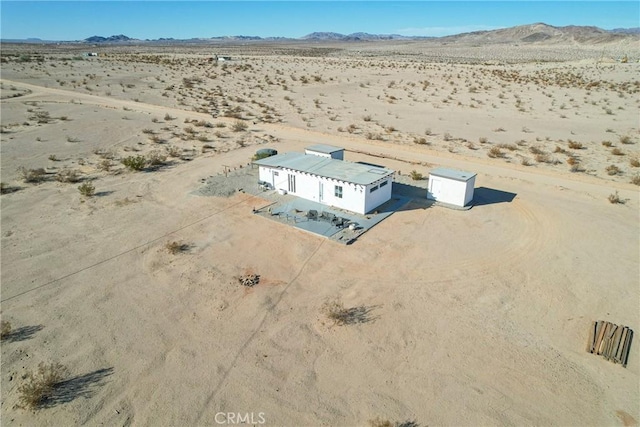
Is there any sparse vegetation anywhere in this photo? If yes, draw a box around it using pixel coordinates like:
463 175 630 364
165 241 189 254
409 170 423 180
487 146 504 158
17 167 46 183
619 135 632 145
611 148 624 156
121 155 147 171
78 181 95 197
567 140 583 149
55 169 81 183
0 320 11 340
608 191 623 204
605 165 621 176
232 120 248 132
630 174 640 186
17 362 69 410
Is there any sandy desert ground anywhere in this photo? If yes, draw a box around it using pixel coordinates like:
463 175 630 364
1 40 639 426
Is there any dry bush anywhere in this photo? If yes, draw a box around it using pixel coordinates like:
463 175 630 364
17 362 69 410
608 191 623 204
0 320 11 339
166 146 181 157
605 165 621 176
497 143 517 151
142 128 154 134
567 140 583 149
165 241 189 254
147 151 167 167
409 170 423 180
346 124 358 134
630 174 640 186
164 113 175 121
48 154 59 161
97 159 112 171
630 158 640 167
121 155 147 171
535 153 551 163
413 137 428 145
487 146 504 158
478 137 488 144
612 148 624 156
55 169 80 183
619 135 632 145
17 167 46 183
566 156 578 166
554 146 566 154
363 115 372 122
601 140 613 147
366 132 384 141
520 158 532 166
232 121 248 132
529 146 545 155
78 182 95 197
443 132 452 141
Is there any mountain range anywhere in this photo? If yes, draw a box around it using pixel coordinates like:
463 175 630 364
3 23 639 44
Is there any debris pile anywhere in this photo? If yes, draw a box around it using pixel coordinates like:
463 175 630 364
587 321 633 367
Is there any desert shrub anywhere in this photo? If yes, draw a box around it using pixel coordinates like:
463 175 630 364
142 128 154 134
520 158 532 166
165 241 189 254
121 155 147 171
409 170 423 180
78 182 95 197
321 300 351 325
608 191 622 204
48 154 59 161
566 156 578 166
478 137 488 144
346 124 358 133
554 146 566 154
630 174 640 185
567 140 583 149
232 121 248 132
529 146 545 155
366 132 384 141
97 159 112 171
17 362 69 410
487 147 504 158
619 135 632 145
612 148 624 156
363 115 372 122
164 113 175 121
0 320 11 339
497 143 517 151
17 167 46 183
413 137 427 145
535 153 551 163
55 169 80 183
605 165 621 176
167 147 183 158
443 132 452 141
147 151 167 167
630 158 640 167
601 140 613 147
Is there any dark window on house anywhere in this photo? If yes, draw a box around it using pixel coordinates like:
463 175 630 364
335 185 343 198
379 180 388 188
370 185 379 193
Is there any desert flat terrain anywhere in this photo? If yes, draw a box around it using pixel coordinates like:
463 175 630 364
1 37 639 426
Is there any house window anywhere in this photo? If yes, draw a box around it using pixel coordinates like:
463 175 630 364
334 185 343 198
379 180 388 188
370 185 379 193
273 171 279 176
288 174 296 193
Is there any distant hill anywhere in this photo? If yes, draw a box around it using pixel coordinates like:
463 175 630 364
85 34 134 43
3 24 638 44
438 23 637 45
302 32 418 41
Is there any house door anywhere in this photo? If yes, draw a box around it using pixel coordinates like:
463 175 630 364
319 182 324 202
271 170 278 188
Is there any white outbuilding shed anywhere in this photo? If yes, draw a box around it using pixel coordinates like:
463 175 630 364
305 144 344 160
254 152 394 215
427 168 476 207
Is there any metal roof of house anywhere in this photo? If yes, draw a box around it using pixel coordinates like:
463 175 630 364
429 167 477 182
305 144 344 154
254 152 394 185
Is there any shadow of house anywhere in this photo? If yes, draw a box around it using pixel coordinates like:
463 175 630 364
472 187 517 206
44 367 114 408
3 325 43 343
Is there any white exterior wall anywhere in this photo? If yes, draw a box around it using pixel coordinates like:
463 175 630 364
364 178 393 213
428 175 474 207
258 166 392 214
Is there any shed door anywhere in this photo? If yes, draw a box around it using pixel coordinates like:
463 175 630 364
431 178 442 198
319 182 324 202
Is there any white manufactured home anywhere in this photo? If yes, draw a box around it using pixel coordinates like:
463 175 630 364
254 152 394 215
305 144 344 160
427 168 476 207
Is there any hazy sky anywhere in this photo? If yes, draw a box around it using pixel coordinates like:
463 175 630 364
1 1 638 40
